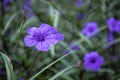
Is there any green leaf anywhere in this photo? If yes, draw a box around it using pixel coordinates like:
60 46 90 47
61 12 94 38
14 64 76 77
49 65 74 80
0 52 14 80
29 51 75 80
77 32 94 49
50 45 55 57
2 13 17 35
99 68 115 75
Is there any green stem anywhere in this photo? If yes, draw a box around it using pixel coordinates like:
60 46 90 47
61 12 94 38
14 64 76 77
12 20 25 55
49 65 74 80
25 51 40 80
29 51 74 80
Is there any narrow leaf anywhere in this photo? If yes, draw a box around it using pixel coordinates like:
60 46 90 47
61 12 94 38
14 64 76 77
0 52 14 80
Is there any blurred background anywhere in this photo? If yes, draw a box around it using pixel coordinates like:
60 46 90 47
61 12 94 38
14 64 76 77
0 0 120 80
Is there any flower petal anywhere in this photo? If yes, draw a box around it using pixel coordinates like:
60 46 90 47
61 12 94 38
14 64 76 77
46 33 64 40
39 23 57 35
82 22 99 38
83 51 104 71
27 27 38 35
106 17 116 32
55 33 64 40
45 33 64 45
35 41 50 51
45 39 58 45
24 35 37 47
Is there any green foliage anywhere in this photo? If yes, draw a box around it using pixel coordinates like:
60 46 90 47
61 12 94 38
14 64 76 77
0 52 14 80
0 0 120 80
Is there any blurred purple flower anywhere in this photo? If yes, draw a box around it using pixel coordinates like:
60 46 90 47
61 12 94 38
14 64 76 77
64 44 80 54
23 0 34 18
109 55 119 62
76 13 85 20
82 22 99 38
75 0 83 8
19 77 24 80
71 44 80 51
24 23 64 51
3 0 9 6
107 17 117 32
107 17 120 33
3 0 11 7
84 51 104 71
24 0 32 11
107 32 114 42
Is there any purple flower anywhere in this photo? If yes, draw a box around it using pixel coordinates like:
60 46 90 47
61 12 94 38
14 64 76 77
82 22 99 38
3 0 10 7
24 0 32 11
106 17 117 32
3 0 12 8
84 51 104 71
107 17 120 33
75 0 83 8
24 23 64 51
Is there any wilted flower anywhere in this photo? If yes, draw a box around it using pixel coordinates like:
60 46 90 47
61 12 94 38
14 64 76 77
64 44 80 54
23 0 34 18
105 32 115 48
82 22 99 38
83 51 104 71
109 54 119 62
24 23 64 51
107 32 114 42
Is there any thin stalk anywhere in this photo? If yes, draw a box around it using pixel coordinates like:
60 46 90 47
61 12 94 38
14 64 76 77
0 0 10 55
49 65 74 80
29 51 74 80
25 51 40 80
1 0 4 29
12 20 25 55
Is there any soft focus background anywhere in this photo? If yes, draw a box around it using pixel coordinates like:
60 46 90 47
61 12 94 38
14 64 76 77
0 0 120 80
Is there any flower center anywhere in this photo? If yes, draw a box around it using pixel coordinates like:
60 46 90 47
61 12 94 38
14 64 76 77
33 33 45 42
38 37 45 42
91 59 96 63
88 27 94 32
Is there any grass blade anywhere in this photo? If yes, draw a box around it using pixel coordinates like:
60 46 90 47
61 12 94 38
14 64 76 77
29 51 74 80
0 52 14 80
49 65 74 80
